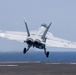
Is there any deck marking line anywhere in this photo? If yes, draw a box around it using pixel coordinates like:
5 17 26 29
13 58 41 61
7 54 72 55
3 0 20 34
45 63 76 65
0 65 18 66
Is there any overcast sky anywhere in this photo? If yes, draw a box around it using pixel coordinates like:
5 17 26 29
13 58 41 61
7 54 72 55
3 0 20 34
0 0 76 52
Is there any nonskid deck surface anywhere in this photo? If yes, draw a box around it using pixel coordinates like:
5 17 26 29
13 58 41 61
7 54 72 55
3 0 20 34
0 62 76 75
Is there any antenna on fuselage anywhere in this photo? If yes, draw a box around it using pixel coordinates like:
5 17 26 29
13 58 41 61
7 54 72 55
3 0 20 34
24 20 30 37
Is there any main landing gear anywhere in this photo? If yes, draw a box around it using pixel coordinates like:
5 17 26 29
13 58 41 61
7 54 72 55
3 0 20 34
23 45 49 58
23 45 31 54
23 48 27 54
44 48 49 58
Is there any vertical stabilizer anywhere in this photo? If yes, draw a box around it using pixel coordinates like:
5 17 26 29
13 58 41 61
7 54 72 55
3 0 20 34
41 22 52 42
24 21 30 37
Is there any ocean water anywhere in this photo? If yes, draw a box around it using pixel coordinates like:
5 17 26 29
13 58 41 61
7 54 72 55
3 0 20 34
0 52 76 62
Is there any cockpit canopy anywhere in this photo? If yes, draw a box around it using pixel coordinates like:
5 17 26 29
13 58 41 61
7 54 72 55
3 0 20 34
41 23 47 28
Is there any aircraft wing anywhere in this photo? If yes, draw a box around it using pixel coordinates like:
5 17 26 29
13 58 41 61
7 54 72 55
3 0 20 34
0 30 36 42
45 32 76 48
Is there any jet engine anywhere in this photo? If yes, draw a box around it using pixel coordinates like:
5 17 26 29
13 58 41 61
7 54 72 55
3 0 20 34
26 38 33 45
34 39 41 45
34 39 45 49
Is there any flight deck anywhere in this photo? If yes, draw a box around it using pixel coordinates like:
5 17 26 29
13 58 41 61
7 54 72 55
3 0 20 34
0 62 76 75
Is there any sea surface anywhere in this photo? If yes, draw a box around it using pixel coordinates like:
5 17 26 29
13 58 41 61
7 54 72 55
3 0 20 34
0 51 76 62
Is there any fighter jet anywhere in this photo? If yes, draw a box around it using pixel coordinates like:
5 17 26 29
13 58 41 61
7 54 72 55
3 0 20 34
0 21 76 57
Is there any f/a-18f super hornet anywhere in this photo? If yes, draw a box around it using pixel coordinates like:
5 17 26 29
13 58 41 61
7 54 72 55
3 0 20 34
0 21 76 57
